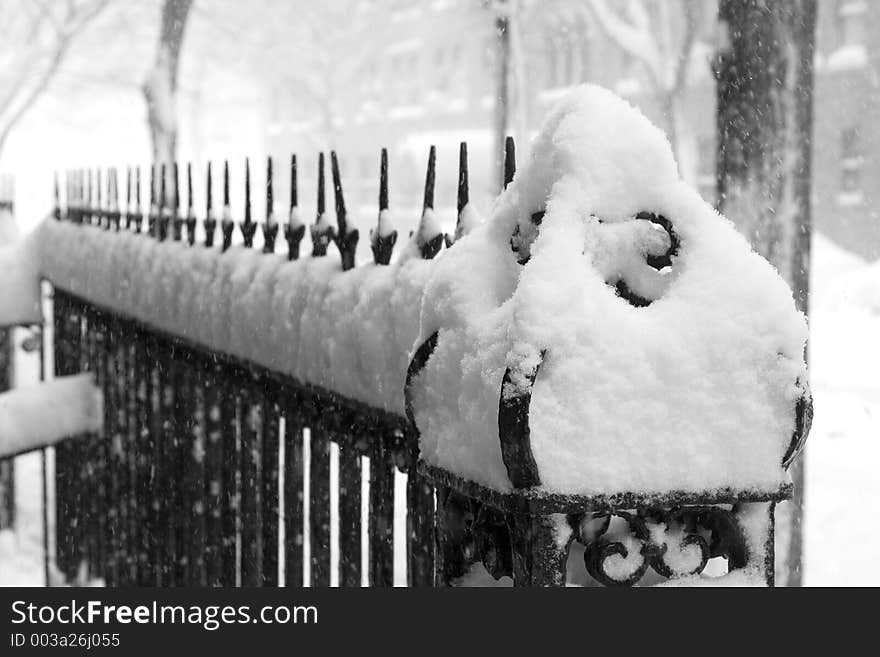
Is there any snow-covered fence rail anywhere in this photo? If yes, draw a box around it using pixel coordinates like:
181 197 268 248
43 149 460 587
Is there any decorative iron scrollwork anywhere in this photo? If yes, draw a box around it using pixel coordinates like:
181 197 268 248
497 349 546 489
575 506 745 587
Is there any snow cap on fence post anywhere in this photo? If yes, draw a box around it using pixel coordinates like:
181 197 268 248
221 160 234 252
204 162 217 248
370 147 397 265
186 162 197 245
240 157 257 248
285 154 305 260
447 141 481 245
408 146 443 260
310 152 334 257
330 151 358 271
262 156 278 254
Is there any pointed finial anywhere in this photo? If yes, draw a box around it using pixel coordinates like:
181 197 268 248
221 159 234 252
223 159 230 208
53 172 61 221
172 162 183 241
317 152 325 216
458 142 469 215
110 168 120 230
285 154 305 260
311 152 334 257
124 166 132 230
241 157 257 248
504 135 515 189
330 151 358 270
372 147 397 265
186 162 196 245
95 169 102 227
446 141 472 247
422 145 436 212
414 146 443 259
266 155 274 218
204 161 217 247
134 166 143 233
159 163 168 240
262 155 278 253
290 153 298 211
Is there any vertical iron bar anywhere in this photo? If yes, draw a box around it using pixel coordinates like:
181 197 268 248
220 362 239 585
239 371 263 586
284 155 305 260
261 387 281 586
368 432 395 587
283 400 304 587
338 422 362 587
203 354 224 586
309 421 331 587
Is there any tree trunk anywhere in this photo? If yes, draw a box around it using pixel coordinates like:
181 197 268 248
715 0 816 586
144 0 194 181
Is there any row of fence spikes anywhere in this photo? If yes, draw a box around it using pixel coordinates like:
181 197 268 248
53 137 518 268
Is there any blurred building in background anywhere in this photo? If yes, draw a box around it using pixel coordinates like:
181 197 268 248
264 0 880 259
813 0 880 260
0 0 878 258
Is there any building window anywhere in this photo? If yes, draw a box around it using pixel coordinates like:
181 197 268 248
838 126 864 206
434 43 462 95
389 51 420 105
836 0 867 47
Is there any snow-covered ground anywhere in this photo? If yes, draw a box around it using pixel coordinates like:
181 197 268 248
1 231 878 586
803 234 880 586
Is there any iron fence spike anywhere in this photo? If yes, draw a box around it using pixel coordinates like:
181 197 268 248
504 136 515 189
422 145 436 212
290 154 297 210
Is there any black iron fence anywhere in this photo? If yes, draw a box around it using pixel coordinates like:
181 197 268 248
20 137 795 588
47 145 480 587
1 175 16 530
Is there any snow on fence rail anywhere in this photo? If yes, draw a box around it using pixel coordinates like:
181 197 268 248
42 147 447 587
14 86 812 587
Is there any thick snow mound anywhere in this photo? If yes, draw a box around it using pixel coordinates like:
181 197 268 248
0 374 102 458
36 221 430 415
410 84 808 495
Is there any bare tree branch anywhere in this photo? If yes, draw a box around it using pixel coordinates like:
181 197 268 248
0 0 112 155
